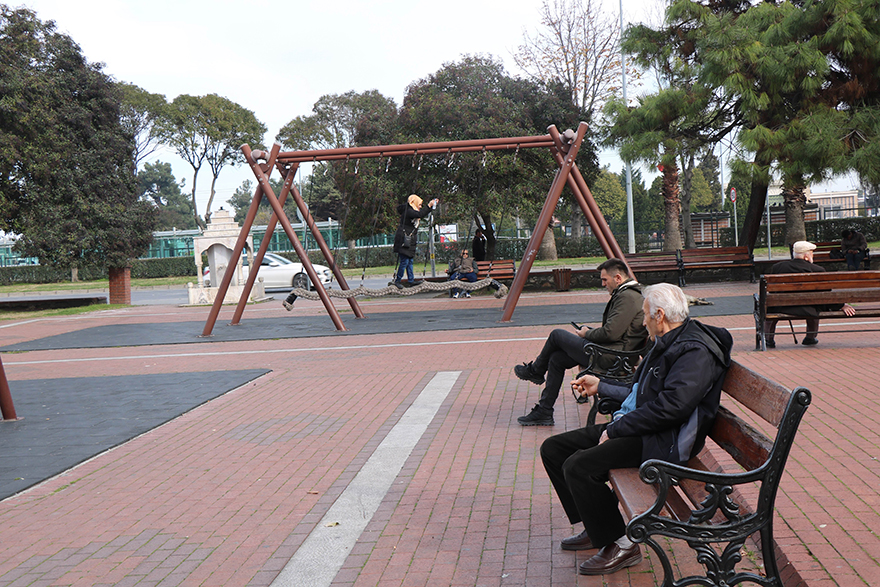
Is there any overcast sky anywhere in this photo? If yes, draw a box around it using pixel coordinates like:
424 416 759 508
22 0 660 216
20 0 858 220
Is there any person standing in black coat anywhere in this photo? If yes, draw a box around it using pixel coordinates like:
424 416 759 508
541 282 733 576
472 228 487 262
392 194 437 287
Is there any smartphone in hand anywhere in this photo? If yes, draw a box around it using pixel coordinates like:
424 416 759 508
571 321 591 330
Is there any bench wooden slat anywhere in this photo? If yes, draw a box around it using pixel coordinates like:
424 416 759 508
476 260 515 280
767 289 880 305
766 279 880 291
708 406 774 472
720 362 789 427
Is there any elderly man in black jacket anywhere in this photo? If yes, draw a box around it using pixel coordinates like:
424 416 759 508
540 282 733 576
513 258 648 426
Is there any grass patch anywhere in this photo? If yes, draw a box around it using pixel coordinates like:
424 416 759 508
0 303 128 322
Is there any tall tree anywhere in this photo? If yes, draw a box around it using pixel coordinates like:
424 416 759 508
200 94 266 224
514 0 630 117
0 6 156 287
514 0 632 239
276 91 399 244
119 83 167 169
604 4 742 249
590 168 627 222
138 161 196 230
399 55 595 260
157 94 265 229
157 94 209 229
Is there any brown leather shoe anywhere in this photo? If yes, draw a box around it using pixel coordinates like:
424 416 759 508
578 542 642 575
560 529 593 551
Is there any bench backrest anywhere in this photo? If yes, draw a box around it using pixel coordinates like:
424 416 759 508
760 271 880 307
476 260 515 279
679 246 752 262
709 361 791 472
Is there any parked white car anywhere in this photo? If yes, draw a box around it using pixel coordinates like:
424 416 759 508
204 252 332 290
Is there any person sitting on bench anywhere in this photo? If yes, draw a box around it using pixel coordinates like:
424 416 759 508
542 283 733 576
513 258 647 426
765 240 855 348
841 229 868 270
446 249 478 298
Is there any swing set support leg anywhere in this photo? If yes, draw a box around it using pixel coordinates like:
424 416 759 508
0 356 18 421
247 143 346 331
283 170 365 319
230 162 299 326
501 123 588 322
203 143 283 337
547 136 631 277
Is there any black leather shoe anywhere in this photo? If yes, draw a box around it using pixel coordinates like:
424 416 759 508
514 361 545 385
517 405 554 426
765 338 775 349
561 529 594 551
802 337 818 346
578 543 642 575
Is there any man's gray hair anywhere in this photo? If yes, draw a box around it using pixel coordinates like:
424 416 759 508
643 282 689 323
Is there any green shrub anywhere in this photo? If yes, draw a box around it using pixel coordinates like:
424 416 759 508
130 257 198 278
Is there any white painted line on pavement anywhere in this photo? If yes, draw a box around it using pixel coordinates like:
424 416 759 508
7 320 880 367
270 371 461 587
2 337 547 366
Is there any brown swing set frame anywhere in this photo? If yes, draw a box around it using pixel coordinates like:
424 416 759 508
201 122 628 335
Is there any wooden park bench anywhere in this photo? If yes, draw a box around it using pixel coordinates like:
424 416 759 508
791 240 871 269
624 251 683 286
679 246 755 286
603 360 811 586
476 259 516 280
754 270 880 350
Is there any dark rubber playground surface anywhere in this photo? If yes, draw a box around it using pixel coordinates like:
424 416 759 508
0 369 269 501
0 296 753 352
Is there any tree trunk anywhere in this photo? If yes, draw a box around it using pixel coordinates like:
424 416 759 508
570 200 585 237
70 266 79 282
662 165 683 252
478 212 497 260
679 153 697 248
205 173 219 226
537 217 559 261
740 150 772 253
191 167 205 230
782 180 807 245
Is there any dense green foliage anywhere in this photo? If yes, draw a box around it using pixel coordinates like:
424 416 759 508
0 6 157 270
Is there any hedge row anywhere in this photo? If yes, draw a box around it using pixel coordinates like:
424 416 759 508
0 257 199 286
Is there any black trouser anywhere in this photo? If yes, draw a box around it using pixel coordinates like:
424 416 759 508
531 329 592 413
541 425 643 548
764 315 820 342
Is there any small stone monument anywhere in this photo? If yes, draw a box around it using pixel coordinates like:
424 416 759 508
188 208 266 305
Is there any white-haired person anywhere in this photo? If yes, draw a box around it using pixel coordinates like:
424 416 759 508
392 194 438 288
540 282 733 576
763 240 855 347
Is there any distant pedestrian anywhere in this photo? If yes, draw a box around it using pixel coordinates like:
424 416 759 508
472 228 487 262
392 194 438 287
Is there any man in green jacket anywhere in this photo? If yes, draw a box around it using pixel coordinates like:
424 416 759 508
514 258 648 426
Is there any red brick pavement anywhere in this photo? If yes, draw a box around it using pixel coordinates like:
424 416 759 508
1 285 878 586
